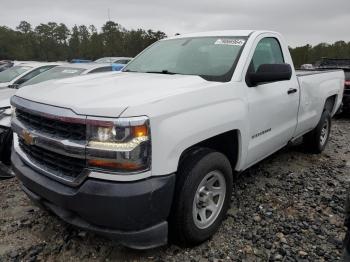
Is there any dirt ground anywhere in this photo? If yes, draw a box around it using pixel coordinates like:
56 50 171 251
0 117 349 262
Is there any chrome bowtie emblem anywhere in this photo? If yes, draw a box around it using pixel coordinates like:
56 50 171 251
22 130 34 145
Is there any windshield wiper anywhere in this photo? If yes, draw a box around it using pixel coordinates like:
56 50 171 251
146 70 177 75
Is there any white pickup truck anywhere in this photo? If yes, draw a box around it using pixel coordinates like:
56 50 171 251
10 30 344 249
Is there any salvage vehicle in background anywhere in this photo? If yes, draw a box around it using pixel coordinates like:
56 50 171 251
0 62 61 89
0 62 115 176
10 30 344 249
95 57 133 71
315 58 350 113
0 60 14 72
300 64 314 70
20 63 114 87
95 57 132 64
70 59 92 63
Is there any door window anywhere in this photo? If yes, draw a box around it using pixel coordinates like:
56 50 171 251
249 38 284 73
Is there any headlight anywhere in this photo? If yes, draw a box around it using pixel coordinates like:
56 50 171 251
86 116 151 173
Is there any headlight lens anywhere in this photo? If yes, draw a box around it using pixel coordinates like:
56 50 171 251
86 116 151 173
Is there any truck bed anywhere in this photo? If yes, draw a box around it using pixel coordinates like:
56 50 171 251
293 69 344 137
296 69 342 77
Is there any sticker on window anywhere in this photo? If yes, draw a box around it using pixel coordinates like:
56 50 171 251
62 69 79 74
215 39 245 46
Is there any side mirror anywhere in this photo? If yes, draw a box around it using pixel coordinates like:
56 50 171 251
247 63 292 87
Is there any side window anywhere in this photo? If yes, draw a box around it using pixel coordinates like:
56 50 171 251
88 66 113 74
249 38 284 73
15 66 55 85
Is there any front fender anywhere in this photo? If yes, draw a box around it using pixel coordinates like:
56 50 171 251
150 98 249 176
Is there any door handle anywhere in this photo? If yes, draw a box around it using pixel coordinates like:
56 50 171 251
287 88 298 94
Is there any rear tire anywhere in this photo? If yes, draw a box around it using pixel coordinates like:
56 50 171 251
303 110 331 153
169 148 233 246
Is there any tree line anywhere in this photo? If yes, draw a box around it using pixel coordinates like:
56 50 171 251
0 21 349 66
0 21 166 61
289 41 350 68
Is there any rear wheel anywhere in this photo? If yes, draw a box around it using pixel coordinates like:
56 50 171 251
170 148 233 246
303 110 331 153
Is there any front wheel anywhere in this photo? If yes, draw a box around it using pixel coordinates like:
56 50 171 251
169 148 233 246
303 110 331 153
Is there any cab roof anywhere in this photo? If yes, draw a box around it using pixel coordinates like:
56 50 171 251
167 30 254 40
166 30 280 40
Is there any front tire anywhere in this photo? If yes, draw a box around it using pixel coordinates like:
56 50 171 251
169 148 233 246
303 110 331 153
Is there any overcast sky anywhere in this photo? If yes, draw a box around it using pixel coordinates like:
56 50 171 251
0 0 349 47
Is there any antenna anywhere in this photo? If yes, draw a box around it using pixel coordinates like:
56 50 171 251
107 8 111 21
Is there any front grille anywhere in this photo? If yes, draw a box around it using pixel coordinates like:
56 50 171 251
19 138 86 180
16 108 86 140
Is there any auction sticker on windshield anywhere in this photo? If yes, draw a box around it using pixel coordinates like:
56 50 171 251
214 39 245 46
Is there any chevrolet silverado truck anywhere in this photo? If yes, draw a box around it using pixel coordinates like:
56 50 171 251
10 30 344 249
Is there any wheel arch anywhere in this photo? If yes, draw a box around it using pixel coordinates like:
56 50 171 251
324 94 337 114
177 129 241 174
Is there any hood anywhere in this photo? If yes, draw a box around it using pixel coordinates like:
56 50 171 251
15 72 214 117
0 88 16 108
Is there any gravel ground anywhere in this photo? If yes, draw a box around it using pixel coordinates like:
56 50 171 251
0 117 349 262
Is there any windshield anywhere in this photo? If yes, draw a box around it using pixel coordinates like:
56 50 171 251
124 37 247 82
0 66 32 83
20 66 85 87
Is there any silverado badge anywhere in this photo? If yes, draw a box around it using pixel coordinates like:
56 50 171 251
22 130 34 145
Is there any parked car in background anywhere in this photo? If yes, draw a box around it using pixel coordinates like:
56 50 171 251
300 64 314 70
0 62 61 89
315 58 350 113
70 59 92 63
10 30 344 249
0 62 115 175
95 57 133 71
20 63 114 88
0 60 14 72
95 57 132 64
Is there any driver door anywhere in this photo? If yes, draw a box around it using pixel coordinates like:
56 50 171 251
245 37 299 166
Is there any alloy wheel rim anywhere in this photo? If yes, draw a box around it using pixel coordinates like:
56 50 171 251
192 170 226 229
320 118 329 146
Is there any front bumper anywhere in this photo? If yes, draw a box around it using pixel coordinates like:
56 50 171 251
12 150 176 249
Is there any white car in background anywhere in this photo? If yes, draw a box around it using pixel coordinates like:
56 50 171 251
20 62 115 88
95 57 132 64
300 64 314 70
0 62 62 89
